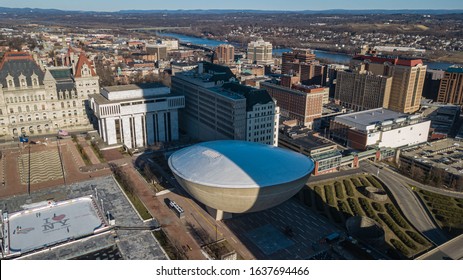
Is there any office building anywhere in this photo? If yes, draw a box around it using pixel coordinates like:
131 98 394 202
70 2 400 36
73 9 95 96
335 70 392 111
0 52 98 137
146 44 168 61
261 81 324 129
171 62 279 146
330 108 430 150
437 66 463 105
159 39 179 51
351 55 427 113
89 83 185 149
247 38 273 65
215 44 235 65
281 49 325 86
423 69 445 101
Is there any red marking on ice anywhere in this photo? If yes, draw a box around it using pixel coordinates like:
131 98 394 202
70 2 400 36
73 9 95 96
52 214 66 221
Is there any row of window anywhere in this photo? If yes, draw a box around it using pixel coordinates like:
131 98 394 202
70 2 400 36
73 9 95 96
7 101 81 114
6 77 39 88
8 110 80 123
6 94 46 103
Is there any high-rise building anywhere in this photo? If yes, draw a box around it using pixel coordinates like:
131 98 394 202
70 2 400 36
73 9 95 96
89 83 185 149
171 62 279 146
247 38 273 65
351 55 427 113
282 49 316 73
146 44 168 61
159 39 179 51
423 69 445 101
281 49 325 86
335 70 392 111
215 44 235 65
437 66 463 105
261 81 324 129
0 51 99 137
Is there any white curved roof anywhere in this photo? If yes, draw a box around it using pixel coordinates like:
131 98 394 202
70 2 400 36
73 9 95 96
168 140 314 189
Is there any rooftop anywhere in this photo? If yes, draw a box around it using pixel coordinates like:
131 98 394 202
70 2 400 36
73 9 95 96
1 176 166 260
401 138 463 176
169 140 314 189
103 83 166 92
352 55 424 67
333 108 417 129
4 196 107 257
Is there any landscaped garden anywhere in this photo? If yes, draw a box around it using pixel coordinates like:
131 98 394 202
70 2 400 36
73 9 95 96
414 187 463 236
299 174 432 258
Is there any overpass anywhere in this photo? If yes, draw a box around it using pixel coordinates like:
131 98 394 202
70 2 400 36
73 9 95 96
416 234 463 260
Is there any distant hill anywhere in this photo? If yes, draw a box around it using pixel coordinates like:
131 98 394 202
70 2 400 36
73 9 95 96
118 9 463 15
0 7 462 15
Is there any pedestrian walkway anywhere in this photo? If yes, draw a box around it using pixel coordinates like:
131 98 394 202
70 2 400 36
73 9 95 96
117 163 206 260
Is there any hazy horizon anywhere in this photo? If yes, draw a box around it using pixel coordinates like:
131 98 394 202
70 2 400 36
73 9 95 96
0 0 462 12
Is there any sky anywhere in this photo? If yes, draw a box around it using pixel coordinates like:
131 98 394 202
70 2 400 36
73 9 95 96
0 0 462 12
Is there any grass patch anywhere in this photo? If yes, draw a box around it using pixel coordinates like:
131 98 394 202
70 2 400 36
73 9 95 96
75 142 91 165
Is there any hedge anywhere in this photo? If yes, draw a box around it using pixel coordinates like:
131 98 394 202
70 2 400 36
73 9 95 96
385 203 410 229
344 180 355 197
324 185 336 207
334 181 345 200
390 238 410 257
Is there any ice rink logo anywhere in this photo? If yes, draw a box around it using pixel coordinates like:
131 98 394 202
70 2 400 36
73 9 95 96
42 214 69 231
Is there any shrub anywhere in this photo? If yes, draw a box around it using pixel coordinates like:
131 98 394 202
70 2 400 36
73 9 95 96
334 181 345 200
360 177 372 187
347 197 363 216
385 203 410 229
372 202 384 212
344 180 355 197
338 200 351 219
351 178 362 187
324 185 336 206
367 176 383 189
390 239 410 257
406 231 428 246
359 197 376 219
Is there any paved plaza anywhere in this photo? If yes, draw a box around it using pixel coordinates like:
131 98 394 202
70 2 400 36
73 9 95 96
224 198 341 259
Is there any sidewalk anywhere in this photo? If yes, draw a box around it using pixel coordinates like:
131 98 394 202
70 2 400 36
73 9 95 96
118 163 206 260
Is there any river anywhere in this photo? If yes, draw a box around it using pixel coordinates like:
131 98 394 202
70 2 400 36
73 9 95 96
159 32 456 70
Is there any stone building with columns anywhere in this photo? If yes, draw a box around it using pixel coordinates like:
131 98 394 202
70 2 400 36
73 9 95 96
89 83 185 149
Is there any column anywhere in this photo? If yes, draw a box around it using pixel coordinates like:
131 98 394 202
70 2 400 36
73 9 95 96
134 114 144 148
105 117 117 145
146 113 155 145
157 112 166 142
121 116 132 149
170 110 179 141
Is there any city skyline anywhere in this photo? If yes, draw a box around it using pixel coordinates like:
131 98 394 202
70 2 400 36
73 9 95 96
0 0 462 12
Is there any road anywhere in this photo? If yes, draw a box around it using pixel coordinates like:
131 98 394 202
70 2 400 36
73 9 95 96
417 234 463 260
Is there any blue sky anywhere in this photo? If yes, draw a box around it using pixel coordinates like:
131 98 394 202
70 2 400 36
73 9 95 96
0 0 462 12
